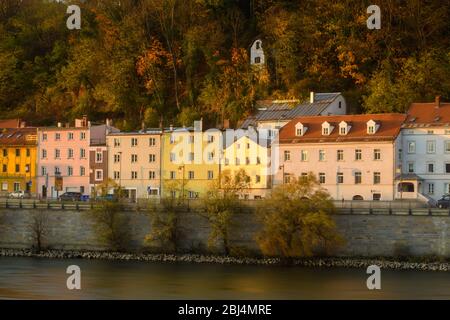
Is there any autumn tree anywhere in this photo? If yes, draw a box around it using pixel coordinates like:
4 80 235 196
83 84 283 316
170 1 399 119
199 169 250 255
29 210 50 253
256 173 343 259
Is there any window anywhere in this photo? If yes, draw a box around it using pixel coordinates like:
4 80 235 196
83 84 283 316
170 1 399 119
80 132 86 140
131 138 138 147
207 135 215 143
284 174 291 184
170 153 176 162
355 149 362 161
408 141 416 154
114 138 120 147
55 133 60 141
149 171 156 180
319 150 325 161
42 133 47 141
96 152 103 163
398 149 402 161
445 141 450 153
68 148 74 159
187 152 194 162
373 193 381 201
188 135 194 144
170 171 176 179
427 141 436 154
254 57 261 64
95 170 103 181
296 127 303 136
408 162 415 173
337 150 344 161
1 182 7 191
26 149 30 157
355 172 362 184
55 167 60 175
68 166 73 176
256 41 260 49
374 149 381 160
188 171 195 179
42 149 47 159
427 130 434 135
284 150 291 161
300 150 308 162
55 149 60 159
149 138 156 146
368 126 375 134
2 149 6 157
373 172 381 184
14 182 20 192
149 154 156 163
131 171 138 179
68 132 74 140
170 135 176 144
319 173 326 184
80 166 85 176
446 163 450 174
427 163 435 173
208 152 215 161
15 164 19 173
445 184 450 194
25 164 30 173
208 171 214 180
323 127 329 135
246 157 250 165
255 175 261 183
2 164 6 172
80 148 86 159
428 183 435 195
131 154 138 163
188 191 198 199
15 149 20 157
337 172 344 184
114 171 120 180
340 126 346 135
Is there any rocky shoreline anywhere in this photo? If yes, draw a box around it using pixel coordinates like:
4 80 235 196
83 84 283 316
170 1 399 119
0 248 449 272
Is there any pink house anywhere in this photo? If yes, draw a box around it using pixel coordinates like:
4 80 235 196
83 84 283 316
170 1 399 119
37 117 117 199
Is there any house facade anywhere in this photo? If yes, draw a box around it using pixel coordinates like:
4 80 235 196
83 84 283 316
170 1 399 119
275 114 406 201
221 128 272 199
161 121 221 199
106 130 162 201
250 39 265 66
398 97 450 202
0 128 38 195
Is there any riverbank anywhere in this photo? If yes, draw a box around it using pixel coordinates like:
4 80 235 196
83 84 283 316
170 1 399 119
1 248 449 272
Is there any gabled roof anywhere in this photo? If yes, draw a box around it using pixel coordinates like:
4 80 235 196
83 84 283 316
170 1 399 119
0 119 25 128
404 101 450 127
0 128 38 146
240 93 343 128
278 114 406 144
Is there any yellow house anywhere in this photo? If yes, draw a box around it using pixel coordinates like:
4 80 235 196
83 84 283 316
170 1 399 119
221 129 272 199
0 128 38 195
161 122 221 199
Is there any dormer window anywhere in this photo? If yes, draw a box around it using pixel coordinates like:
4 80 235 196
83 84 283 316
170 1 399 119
339 121 351 135
295 122 307 136
367 120 379 134
321 122 333 136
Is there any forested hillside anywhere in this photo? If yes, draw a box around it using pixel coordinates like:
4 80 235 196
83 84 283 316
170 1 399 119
0 0 449 130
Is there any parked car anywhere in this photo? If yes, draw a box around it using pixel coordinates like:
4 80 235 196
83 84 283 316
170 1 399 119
9 190 28 199
437 195 450 209
58 192 82 202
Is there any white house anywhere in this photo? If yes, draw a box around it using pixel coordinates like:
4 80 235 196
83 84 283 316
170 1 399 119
399 97 450 203
250 39 265 66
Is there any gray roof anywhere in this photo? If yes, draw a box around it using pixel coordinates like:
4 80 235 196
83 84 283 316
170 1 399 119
240 93 342 129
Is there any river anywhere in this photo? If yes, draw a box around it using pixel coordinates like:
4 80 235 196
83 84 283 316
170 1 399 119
0 257 449 299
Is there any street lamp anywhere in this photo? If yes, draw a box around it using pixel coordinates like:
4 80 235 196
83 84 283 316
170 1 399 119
178 165 185 202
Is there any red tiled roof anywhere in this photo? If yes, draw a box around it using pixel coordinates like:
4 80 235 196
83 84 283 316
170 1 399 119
0 128 38 146
0 119 24 128
405 102 450 126
278 114 406 144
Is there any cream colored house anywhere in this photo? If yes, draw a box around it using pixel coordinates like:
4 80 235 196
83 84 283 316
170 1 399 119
106 130 162 201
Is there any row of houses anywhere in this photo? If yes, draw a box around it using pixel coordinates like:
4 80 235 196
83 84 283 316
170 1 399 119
0 94 449 203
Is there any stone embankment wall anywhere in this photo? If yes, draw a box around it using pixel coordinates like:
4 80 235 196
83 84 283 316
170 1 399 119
0 208 448 257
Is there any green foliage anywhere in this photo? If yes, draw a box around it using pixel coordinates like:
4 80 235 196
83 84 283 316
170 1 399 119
256 173 344 258
1 1 450 126
85 201 130 251
200 169 250 255
145 198 183 253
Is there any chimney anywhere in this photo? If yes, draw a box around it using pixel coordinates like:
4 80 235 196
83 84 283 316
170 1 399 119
57 122 62 128
106 118 111 127
310 91 315 104
169 124 174 131
436 95 441 108
82 115 88 127
223 119 230 129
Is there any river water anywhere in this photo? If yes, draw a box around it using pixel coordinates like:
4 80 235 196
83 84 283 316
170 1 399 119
0 257 449 299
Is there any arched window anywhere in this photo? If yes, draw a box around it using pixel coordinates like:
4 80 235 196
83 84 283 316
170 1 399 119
256 41 261 49
353 195 364 200
398 182 415 192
